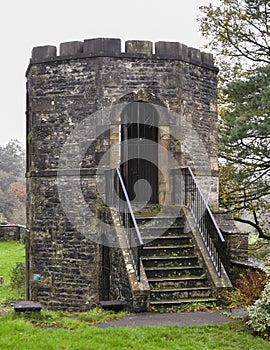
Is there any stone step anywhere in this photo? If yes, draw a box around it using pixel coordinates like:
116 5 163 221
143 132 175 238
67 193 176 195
148 276 209 289
137 212 217 309
139 226 186 237
136 216 185 228
143 235 192 247
151 287 213 300
141 255 199 268
138 225 186 236
133 205 182 217
149 297 217 309
144 265 204 278
142 245 195 257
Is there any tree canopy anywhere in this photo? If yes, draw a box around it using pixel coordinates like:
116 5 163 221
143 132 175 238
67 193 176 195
219 65 270 237
0 140 26 223
199 0 270 237
199 0 270 80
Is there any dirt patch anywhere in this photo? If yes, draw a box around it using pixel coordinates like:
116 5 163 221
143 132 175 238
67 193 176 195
0 308 11 317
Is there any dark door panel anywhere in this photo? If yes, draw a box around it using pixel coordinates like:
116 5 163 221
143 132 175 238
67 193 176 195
121 102 159 204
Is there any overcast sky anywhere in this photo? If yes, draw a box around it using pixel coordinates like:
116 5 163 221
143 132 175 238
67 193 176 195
0 0 215 147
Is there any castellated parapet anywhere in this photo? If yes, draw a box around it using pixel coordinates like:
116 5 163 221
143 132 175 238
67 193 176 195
26 37 219 311
30 38 215 68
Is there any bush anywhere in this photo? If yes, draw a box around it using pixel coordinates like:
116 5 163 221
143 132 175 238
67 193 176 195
9 262 25 299
221 269 267 308
247 280 270 339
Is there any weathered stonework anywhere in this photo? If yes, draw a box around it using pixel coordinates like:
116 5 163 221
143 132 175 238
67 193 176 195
214 212 249 262
0 225 25 241
26 37 221 311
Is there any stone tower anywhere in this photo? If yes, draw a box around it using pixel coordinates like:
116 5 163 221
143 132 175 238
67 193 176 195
26 38 225 311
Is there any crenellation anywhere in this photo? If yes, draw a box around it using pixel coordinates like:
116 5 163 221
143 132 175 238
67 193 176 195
125 40 153 56
32 45 57 61
83 37 121 56
188 47 202 64
60 41 83 56
155 41 188 60
29 38 216 70
201 52 214 66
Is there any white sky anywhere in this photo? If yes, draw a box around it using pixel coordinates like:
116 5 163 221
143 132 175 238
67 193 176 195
0 0 215 146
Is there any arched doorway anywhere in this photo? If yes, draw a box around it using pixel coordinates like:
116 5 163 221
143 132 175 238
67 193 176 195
121 102 159 204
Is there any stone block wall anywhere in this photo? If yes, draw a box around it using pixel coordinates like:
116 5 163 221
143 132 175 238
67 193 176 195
26 37 219 310
214 212 249 263
0 225 25 241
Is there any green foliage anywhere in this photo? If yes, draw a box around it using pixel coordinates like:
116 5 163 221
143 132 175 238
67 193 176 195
247 280 270 339
152 302 219 313
199 1 270 237
0 241 25 303
249 235 270 272
0 140 26 223
4 307 127 330
219 65 270 237
222 270 267 308
77 307 126 324
0 140 25 182
198 0 270 81
9 262 25 299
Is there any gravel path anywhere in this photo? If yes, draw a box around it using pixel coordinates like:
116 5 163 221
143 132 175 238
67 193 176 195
97 309 248 328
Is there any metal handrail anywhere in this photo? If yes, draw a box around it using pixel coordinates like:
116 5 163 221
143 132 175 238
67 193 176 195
105 168 143 281
186 168 225 243
172 167 225 277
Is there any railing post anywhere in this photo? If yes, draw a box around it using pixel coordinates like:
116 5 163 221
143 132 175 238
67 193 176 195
184 168 189 207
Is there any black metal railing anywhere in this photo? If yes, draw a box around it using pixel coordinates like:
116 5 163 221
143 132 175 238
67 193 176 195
105 168 143 281
172 167 226 277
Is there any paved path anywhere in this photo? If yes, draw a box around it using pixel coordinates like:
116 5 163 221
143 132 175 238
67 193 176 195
97 309 248 328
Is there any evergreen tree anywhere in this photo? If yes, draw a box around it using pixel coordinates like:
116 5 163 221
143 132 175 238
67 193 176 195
219 65 270 237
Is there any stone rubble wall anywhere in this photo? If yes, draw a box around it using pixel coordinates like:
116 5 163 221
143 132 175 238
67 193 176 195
26 37 219 311
0 225 25 242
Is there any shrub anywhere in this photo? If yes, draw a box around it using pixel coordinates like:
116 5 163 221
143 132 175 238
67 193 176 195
247 280 270 339
9 262 25 299
221 269 267 308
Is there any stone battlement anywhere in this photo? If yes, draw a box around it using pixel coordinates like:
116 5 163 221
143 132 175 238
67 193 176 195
30 37 215 68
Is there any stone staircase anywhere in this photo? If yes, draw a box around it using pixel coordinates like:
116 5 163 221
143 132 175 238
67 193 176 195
135 209 217 310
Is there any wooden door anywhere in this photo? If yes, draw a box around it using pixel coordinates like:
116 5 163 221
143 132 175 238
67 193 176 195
121 102 158 204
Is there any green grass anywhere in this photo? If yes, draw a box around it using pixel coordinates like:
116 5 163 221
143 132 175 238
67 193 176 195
0 316 269 350
0 241 269 349
0 241 25 303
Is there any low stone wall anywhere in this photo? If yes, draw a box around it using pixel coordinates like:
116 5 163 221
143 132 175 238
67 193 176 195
214 212 249 263
0 225 26 242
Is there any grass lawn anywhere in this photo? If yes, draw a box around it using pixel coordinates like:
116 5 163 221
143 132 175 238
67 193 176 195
0 315 269 350
0 241 25 302
0 241 269 349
